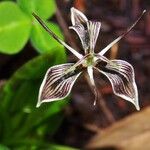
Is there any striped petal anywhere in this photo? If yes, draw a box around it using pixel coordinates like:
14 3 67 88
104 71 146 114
95 57 139 110
87 21 101 52
37 63 82 107
71 7 88 26
70 8 101 54
70 7 89 53
69 24 89 52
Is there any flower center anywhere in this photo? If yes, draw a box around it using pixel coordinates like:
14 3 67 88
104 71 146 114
83 53 95 67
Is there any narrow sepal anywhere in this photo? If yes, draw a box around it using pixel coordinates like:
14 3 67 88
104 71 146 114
99 10 146 56
32 13 83 59
37 63 81 107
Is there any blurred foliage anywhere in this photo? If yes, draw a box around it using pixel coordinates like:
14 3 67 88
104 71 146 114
0 51 77 149
0 1 31 54
0 0 62 54
0 0 77 149
30 21 64 53
17 0 56 19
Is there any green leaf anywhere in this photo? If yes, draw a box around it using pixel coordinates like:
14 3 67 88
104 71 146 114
48 144 78 150
0 49 67 145
17 0 56 19
31 20 64 53
0 2 31 54
0 144 10 150
2 140 78 150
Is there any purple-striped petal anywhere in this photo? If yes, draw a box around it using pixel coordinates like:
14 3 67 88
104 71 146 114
71 7 88 26
95 56 139 110
87 21 101 52
69 24 89 52
70 7 89 53
37 63 82 107
70 8 101 54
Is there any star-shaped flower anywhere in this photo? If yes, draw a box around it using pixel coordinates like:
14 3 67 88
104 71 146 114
33 8 146 110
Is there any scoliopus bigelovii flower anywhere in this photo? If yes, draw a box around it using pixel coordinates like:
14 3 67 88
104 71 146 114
33 8 146 110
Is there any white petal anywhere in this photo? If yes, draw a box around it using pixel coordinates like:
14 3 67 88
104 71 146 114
71 7 88 26
70 8 101 54
87 66 99 105
37 63 82 107
96 57 140 110
70 7 89 53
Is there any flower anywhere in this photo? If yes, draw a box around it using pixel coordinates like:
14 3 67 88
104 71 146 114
33 8 146 110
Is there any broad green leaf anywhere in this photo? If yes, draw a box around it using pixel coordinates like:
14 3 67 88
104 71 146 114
31 20 64 53
0 50 67 145
17 0 56 19
0 2 31 54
